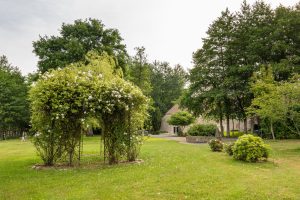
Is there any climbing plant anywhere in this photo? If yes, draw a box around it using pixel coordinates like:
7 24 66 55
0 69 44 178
29 52 149 166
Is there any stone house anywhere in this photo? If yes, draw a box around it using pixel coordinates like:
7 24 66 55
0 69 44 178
160 104 255 134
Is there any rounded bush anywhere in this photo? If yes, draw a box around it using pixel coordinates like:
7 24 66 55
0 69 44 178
224 143 234 156
232 134 270 162
208 139 223 152
187 124 217 136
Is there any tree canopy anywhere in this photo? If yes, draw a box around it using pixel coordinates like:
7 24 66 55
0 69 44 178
182 1 300 137
248 66 300 139
126 47 187 132
149 62 186 131
33 18 128 74
168 111 195 127
127 46 152 96
0 56 29 135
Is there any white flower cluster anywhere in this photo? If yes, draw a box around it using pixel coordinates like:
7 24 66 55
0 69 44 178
41 72 54 80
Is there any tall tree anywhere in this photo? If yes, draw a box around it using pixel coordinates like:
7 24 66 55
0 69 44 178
0 56 29 138
248 66 300 139
230 1 275 132
33 18 128 73
182 8 235 136
127 47 152 96
271 4 300 81
150 62 186 131
182 1 300 138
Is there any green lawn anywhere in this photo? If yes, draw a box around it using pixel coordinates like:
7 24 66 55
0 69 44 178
0 137 300 200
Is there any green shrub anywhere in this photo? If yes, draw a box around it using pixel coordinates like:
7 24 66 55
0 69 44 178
187 124 217 136
224 143 234 156
223 130 245 137
208 139 223 152
232 134 270 162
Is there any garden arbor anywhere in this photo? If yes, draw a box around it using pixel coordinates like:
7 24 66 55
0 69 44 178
29 52 148 165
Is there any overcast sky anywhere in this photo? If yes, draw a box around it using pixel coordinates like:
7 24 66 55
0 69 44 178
0 0 298 75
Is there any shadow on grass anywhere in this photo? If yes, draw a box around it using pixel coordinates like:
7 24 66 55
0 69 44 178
280 147 300 156
30 155 145 172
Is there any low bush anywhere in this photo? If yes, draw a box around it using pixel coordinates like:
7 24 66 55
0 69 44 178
208 139 223 152
224 143 234 156
187 124 217 136
223 130 245 138
232 134 270 162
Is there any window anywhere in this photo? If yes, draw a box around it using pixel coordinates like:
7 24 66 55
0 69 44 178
173 126 179 134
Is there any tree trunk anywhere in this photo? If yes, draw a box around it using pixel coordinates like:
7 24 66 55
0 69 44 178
226 115 230 138
243 118 248 133
219 115 224 138
270 120 275 140
250 118 254 133
69 151 73 166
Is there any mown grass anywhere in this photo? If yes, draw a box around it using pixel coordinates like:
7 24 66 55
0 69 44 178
0 137 299 200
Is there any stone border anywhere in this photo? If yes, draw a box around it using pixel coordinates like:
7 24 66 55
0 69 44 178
186 136 215 143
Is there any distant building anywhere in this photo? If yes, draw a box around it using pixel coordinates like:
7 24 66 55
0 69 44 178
160 104 256 134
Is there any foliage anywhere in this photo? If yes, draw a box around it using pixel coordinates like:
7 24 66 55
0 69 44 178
0 55 29 136
149 62 186 131
167 111 195 136
208 139 223 152
249 66 300 139
182 1 300 137
182 8 236 136
224 143 234 156
167 111 195 127
232 134 270 162
223 130 245 138
272 4 300 80
187 124 217 136
127 47 152 96
33 18 128 73
29 52 148 165
127 47 153 130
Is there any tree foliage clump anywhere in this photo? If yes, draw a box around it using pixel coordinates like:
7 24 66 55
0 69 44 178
127 47 152 96
0 56 29 138
182 1 300 137
167 111 195 135
167 111 195 127
149 62 186 131
29 52 148 166
33 18 128 73
248 66 300 139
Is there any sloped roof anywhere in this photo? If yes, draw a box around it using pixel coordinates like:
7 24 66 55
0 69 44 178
165 104 181 115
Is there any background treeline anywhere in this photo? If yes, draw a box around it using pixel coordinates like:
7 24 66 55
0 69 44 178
0 56 29 139
1 1 299 139
0 19 186 139
127 47 186 132
181 1 300 139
